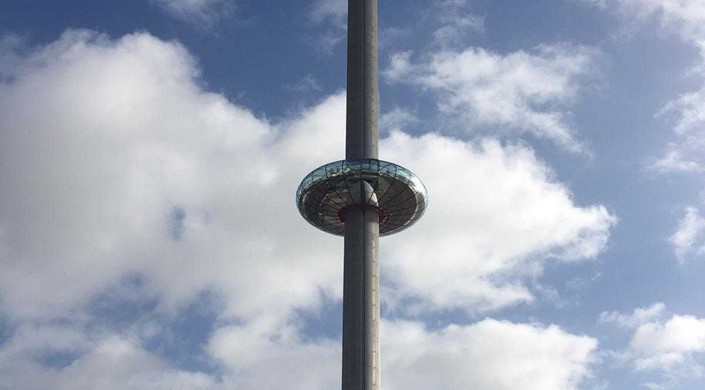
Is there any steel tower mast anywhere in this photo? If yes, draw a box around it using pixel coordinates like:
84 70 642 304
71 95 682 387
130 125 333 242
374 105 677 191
296 1 427 389
343 0 380 389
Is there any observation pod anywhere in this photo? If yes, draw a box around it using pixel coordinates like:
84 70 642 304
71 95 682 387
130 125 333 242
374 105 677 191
296 159 428 236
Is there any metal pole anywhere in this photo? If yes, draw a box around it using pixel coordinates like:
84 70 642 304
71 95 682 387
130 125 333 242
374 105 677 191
342 0 380 389
346 0 378 160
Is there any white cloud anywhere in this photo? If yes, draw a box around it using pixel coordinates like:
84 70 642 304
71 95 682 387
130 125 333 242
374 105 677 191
0 29 344 322
382 319 598 390
655 87 705 172
0 28 615 320
591 0 705 172
591 3 705 272
310 0 347 27
309 0 484 54
0 331 222 390
380 107 419 132
386 45 599 152
151 0 234 26
0 316 598 390
651 143 704 173
642 383 667 390
431 0 484 47
600 304 705 381
589 0 705 48
284 74 322 94
382 133 615 312
309 0 348 52
670 207 705 262
631 315 705 376
663 87 705 135
208 321 341 390
210 318 599 390
632 315 705 355
600 302 666 328
432 15 483 47
0 30 614 387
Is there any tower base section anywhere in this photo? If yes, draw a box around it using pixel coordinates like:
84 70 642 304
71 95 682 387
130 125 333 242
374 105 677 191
342 208 380 390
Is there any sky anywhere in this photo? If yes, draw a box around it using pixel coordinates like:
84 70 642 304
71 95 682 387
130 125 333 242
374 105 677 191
1 0 705 389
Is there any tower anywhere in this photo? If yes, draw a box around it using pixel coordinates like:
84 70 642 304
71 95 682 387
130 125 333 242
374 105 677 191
296 1 428 389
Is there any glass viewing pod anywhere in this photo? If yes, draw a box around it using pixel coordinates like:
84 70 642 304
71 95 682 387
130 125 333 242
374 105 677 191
296 159 428 236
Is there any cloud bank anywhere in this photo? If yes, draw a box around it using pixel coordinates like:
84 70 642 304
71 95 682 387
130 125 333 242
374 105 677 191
601 303 705 385
591 0 705 172
0 30 612 388
386 45 599 152
670 207 705 262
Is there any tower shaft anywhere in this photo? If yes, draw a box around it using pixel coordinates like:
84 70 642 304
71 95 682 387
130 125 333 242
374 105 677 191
343 0 380 389
346 0 378 160
342 209 380 389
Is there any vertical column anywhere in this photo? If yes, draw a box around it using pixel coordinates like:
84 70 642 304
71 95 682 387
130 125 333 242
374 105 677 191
343 0 381 389
342 209 380 390
346 0 379 160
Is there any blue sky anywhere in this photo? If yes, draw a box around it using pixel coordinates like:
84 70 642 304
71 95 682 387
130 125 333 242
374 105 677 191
1 0 705 389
